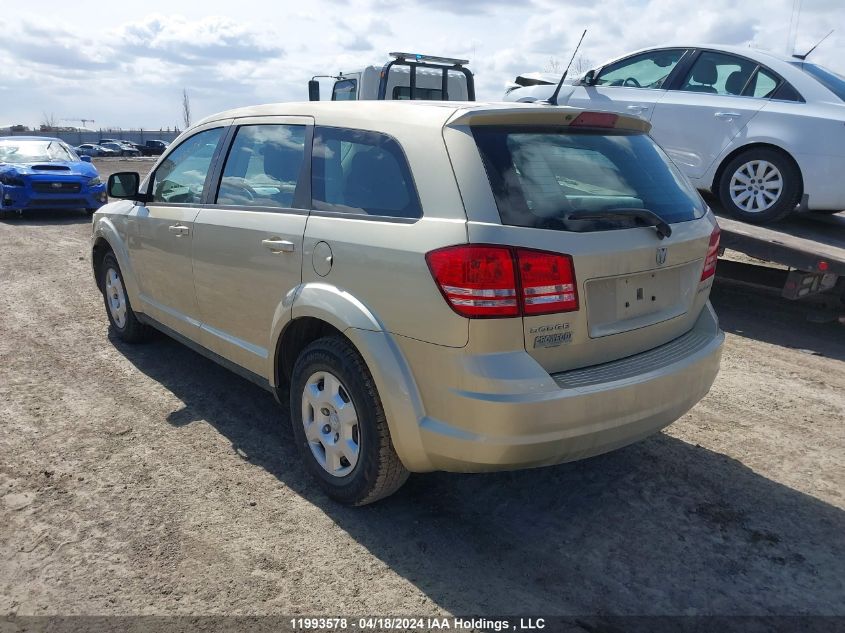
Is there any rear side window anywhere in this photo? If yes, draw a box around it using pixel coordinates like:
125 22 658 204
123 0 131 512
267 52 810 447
472 126 705 232
680 51 757 95
311 126 422 219
216 124 306 209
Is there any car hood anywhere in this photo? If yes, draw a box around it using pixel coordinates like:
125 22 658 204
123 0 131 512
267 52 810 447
0 160 99 179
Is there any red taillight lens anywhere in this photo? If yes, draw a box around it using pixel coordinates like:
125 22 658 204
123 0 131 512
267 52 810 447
426 245 519 317
426 245 578 318
516 248 578 315
701 226 721 281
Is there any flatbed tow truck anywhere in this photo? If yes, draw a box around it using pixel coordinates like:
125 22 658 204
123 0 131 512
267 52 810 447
713 207 845 313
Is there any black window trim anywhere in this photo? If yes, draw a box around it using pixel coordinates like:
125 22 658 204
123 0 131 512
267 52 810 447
205 121 314 214
143 125 230 208
310 124 424 223
669 48 805 103
592 47 694 91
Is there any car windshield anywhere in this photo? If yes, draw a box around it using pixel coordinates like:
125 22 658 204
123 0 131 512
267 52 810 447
0 139 76 163
790 61 845 101
472 126 705 232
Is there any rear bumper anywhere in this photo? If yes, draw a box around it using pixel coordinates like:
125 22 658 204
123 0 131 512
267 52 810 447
401 304 723 472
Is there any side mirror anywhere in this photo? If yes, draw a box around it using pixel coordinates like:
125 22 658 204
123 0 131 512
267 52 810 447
583 70 596 86
108 172 141 199
308 80 320 101
80 155 92 163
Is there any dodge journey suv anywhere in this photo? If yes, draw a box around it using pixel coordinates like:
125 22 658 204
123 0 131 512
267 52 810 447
92 101 724 505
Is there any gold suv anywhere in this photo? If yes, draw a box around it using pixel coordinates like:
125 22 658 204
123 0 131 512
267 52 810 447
92 102 724 505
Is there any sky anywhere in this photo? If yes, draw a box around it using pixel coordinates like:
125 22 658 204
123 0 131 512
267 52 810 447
1 0 843 130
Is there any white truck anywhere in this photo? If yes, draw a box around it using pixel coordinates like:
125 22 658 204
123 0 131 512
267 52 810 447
308 52 475 102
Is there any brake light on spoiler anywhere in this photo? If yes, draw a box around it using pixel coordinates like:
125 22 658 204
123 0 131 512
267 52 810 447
426 245 578 318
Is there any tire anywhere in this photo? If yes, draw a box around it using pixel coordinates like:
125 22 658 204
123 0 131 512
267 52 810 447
810 209 843 215
85 209 96 215
99 252 149 343
290 336 409 505
718 148 801 223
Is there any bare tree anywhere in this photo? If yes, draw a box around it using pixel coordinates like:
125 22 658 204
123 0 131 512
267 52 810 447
572 54 595 75
544 56 562 74
40 112 57 131
181 89 192 129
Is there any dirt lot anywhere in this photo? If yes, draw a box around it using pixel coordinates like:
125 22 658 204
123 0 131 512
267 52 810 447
1 158 843 618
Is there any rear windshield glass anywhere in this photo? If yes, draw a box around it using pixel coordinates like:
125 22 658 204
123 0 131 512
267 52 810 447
472 126 705 232
790 62 845 102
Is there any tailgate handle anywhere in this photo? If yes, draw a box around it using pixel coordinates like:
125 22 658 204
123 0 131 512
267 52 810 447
262 238 295 253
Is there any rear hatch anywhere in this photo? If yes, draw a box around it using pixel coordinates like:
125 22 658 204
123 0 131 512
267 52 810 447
444 108 719 374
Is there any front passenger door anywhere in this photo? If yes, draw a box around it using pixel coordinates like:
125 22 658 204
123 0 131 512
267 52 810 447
566 49 688 120
130 125 227 338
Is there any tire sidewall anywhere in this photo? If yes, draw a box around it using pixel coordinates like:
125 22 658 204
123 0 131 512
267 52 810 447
719 149 801 223
290 340 383 503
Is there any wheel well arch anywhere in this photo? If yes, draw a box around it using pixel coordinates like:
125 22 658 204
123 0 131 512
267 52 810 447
274 317 345 387
91 237 113 291
712 142 803 198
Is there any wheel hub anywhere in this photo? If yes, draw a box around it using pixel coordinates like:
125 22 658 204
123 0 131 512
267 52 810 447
729 160 783 214
301 371 360 477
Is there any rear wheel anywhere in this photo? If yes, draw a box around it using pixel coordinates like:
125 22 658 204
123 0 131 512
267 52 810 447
718 148 801 223
99 252 149 343
290 336 408 505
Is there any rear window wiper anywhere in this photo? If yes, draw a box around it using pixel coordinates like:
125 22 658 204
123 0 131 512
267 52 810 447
566 208 673 239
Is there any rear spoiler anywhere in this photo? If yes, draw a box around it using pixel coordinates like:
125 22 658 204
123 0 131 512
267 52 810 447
445 107 651 134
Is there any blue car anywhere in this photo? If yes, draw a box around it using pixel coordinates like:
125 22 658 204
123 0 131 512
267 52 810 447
0 136 108 218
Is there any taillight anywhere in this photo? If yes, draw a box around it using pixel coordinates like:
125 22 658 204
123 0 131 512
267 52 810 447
426 245 578 318
425 245 518 317
570 112 618 128
517 248 578 315
701 226 721 281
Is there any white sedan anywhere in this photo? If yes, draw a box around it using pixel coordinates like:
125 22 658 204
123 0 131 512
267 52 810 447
505 45 845 223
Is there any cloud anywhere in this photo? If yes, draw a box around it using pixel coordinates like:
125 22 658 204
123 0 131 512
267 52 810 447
371 0 532 15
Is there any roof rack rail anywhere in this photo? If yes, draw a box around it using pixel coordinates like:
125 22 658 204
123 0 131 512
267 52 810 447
389 52 469 66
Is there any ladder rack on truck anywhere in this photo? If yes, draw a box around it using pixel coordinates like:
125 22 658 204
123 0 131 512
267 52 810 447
716 212 845 302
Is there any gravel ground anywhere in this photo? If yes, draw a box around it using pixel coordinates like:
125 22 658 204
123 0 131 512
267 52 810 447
1 158 843 618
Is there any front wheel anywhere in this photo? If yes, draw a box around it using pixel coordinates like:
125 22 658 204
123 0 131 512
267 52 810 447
718 149 801 223
290 336 408 505
99 253 149 343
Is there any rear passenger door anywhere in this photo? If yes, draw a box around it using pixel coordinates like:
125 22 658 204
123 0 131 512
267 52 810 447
191 117 312 375
650 50 770 180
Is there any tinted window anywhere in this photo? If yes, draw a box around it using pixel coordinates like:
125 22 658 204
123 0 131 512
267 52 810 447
790 61 845 102
332 79 358 101
311 126 421 219
596 49 685 89
772 81 804 102
216 124 305 208
680 51 756 95
150 128 223 204
472 127 705 232
393 86 443 100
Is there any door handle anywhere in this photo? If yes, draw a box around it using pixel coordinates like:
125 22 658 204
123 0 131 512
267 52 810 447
261 238 295 253
168 224 190 236
714 111 741 119
626 104 647 112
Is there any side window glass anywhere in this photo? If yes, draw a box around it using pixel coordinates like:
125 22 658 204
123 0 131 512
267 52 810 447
680 52 756 95
595 49 684 89
150 128 223 204
332 80 358 101
745 68 779 98
216 124 306 208
311 126 422 219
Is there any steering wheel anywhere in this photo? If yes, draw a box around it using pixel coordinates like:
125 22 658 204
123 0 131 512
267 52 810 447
623 77 642 88
219 178 257 203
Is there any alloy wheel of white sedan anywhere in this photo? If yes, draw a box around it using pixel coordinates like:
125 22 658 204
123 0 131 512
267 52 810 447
729 160 783 214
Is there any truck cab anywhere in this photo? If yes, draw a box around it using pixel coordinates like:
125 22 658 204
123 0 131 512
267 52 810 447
309 52 475 102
